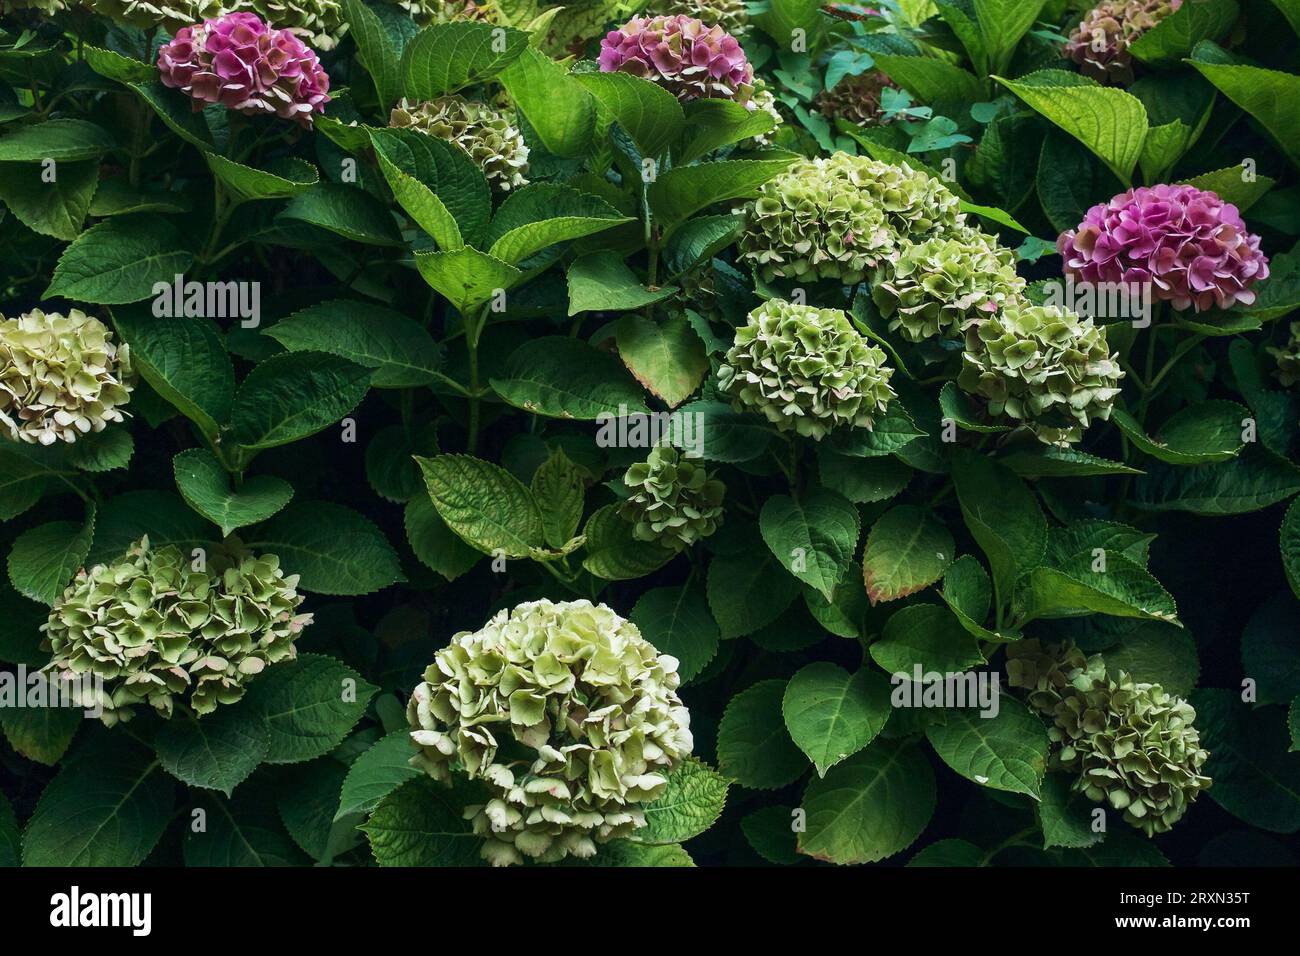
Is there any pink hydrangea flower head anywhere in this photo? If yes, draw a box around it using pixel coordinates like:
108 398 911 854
598 14 754 107
158 11 330 127
1057 183 1270 312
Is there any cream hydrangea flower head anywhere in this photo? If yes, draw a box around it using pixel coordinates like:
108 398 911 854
0 308 134 447
389 95 530 191
406 598 693 866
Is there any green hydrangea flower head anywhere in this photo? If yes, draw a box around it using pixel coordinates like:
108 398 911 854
0 308 134 447
738 153 963 284
40 537 311 725
406 598 693 866
383 0 489 23
1009 640 1211 836
717 298 897 440
873 228 1025 342
814 70 895 126
1267 321 1300 388
619 444 725 550
389 94 530 191
957 302 1123 445
89 0 345 49
0 0 68 14
664 0 748 34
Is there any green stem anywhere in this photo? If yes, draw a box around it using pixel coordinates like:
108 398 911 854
466 305 489 454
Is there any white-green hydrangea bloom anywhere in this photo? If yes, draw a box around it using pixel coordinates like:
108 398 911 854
0 309 134 447
717 298 897 441
1008 640 1211 837
41 538 312 725
738 153 964 284
958 302 1123 445
390 95 530 191
88 0 345 49
873 228 1024 342
406 599 693 866
619 444 725 551
664 0 748 34
1267 321 1300 387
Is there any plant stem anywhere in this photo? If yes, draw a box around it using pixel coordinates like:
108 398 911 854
466 304 489 454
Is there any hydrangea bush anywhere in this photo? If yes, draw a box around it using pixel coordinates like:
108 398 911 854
0 0 1297 876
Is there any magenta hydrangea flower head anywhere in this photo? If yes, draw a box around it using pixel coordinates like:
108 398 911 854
598 14 753 106
158 11 330 127
1057 183 1269 312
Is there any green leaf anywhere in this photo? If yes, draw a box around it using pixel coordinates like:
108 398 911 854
872 54 984 105
871 602 985 675
399 21 529 100
567 250 678 315
1241 592 1300 705
404 494 481 580
1194 688 1300 832
83 44 154 83
245 653 378 764
8 509 94 604
798 738 935 864
231 352 371 451
265 300 443 388
717 680 808 789
996 71 1148 184
972 0 1047 74
343 0 401 111
498 46 595 157
184 785 308 866
0 158 98 240
782 664 892 777
1187 60 1300 167
574 71 685 158
336 730 423 820
486 183 630 265
1181 164 1275 211
1038 774 1104 849
741 805 802 864
0 117 114 161
369 126 488 250
629 585 720 683
1283 497 1300 601
1037 129 1124 235
614 313 708 408
205 154 318 202
0 445 51 520
415 247 522 316
862 504 954 605
1104 621 1199 696
89 490 215 565
951 449 1046 601
173 448 293 537
111 308 234 439
707 546 800 638
1129 0 1238 66
679 400 774 463
490 336 648 420
417 454 544 557
530 449 584 550
1001 446 1143 478
675 98 776 164
829 404 927 457
248 502 404 595
0 706 80 766
580 503 674 581
1112 401 1247 465
154 704 270 796
1133 447 1300 515
363 778 481 866
662 215 742 278
908 838 984 866
130 80 214 151
647 157 794 231
279 183 403 246
925 695 1048 798
634 759 728 845
66 429 134 474
817 448 912 504
1025 552 1180 624
755 0 827 52
278 759 360 863
588 840 694 866
759 490 860 601
46 215 195 304
22 736 174 866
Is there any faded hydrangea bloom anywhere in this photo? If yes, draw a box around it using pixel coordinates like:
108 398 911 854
619 444 725 550
738 154 963 283
390 95 530 191
748 82 784 146
1267 322 1300 388
598 14 754 106
873 229 1024 342
0 309 134 447
1008 640 1211 837
1058 183 1269 313
958 302 1123 445
157 11 331 126
663 0 748 35
718 298 897 441
814 70 895 126
41 538 312 725
406 599 693 866
92 0 345 50
1064 0 1183 85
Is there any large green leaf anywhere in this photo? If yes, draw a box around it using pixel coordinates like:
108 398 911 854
184 785 308 866
244 653 378 764
634 759 729 845
873 54 984 105
1133 448 1300 515
798 738 935 864
343 0 401 111
647 157 794 231
416 453 545 557
581 504 674 581
399 21 530 100
951 449 1046 602
415 246 522 315
716 679 808 789
707 545 800 638
614 313 709 408
490 336 649 420
485 183 629 264
862 504 954 605
567 251 678 315
0 117 114 161
675 99 776 164
0 705 79 766
758 490 860 601
498 46 595 157
231 352 372 451
247 502 404 595
336 730 423 820
0 158 98 240
370 126 490 249
205 154 318 202
529 449 584 550
154 703 270 796
869 603 985 675
1187 59 1300 167
782 664 892 777
924 696 1048 798
46 215 195 304
629 585 720 683
972 0 1047 75
1025 552 1179 624
363 778 481 866
279 184 403 246
1130 0 1238 65
7 509 94 604
573 71 685 158
1111 401 1248 465
173 448 293 537
1195 688 1300 833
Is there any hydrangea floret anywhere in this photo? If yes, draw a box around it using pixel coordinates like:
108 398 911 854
598 14 754 106
1057 183 1269 313
406 599 693 866
0 309 134 446
958 302 1123 445
1064 0 1183 85
619 444 725 550
718 298 897 440
157 11 330 126
389 95 530 191
814 70 895 126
